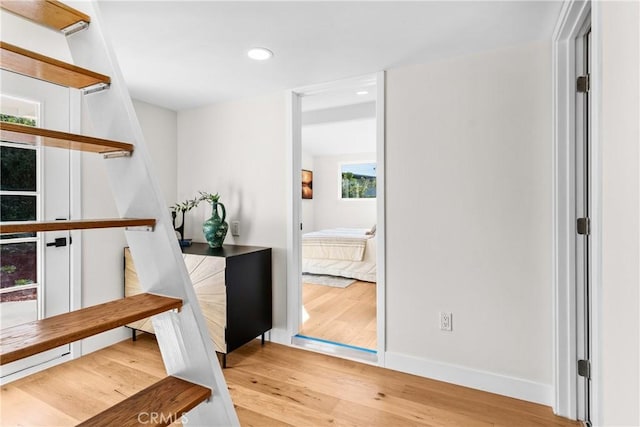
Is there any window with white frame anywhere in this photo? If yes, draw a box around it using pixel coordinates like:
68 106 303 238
341 162 376 199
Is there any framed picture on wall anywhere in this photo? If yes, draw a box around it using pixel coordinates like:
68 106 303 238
302 169 313 199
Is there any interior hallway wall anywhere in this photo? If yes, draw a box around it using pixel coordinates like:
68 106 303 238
177 93 289 333
385 41 554 403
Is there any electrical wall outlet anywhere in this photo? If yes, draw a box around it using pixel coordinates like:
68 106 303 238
231 221 240 236
440 312 453 331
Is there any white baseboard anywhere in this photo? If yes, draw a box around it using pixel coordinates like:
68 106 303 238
385 351 553 406
0 354 73 385
267 327 292 346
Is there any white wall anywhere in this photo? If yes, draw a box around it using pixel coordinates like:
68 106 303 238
301 149 315 234
132 99 178 207
385 42 553 400
312 153 377 231
599 1 640 425
177 93 288 332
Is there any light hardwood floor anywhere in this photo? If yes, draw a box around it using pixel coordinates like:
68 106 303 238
300 281 376 349
0 334 580 427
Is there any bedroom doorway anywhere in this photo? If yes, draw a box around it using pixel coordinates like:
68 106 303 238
287 73 385 364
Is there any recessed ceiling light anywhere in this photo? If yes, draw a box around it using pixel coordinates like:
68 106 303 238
356 91 369 95
247 47 273 61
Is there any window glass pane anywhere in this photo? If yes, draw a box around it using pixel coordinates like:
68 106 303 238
0 113 36 127
1 242 37 289
0 194 36 221
341 163 377 199
0 99 40 329
1 289 38 328
1 146 37 191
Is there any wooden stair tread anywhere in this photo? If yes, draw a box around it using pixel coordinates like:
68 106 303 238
0 122 134 154
0 218 156 234
0 0 90 32
0 41 110 89
78 376 211 427
0 293 181 365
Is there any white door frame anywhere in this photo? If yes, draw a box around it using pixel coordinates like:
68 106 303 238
68 92 82 360
286 71 387 365
552 0 602 421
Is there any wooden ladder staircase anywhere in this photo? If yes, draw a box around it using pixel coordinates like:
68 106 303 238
0 1 239 425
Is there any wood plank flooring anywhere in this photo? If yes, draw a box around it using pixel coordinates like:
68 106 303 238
0 334 580 427
300 281 376 349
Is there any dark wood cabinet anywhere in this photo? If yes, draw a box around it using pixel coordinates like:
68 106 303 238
125 243 272 367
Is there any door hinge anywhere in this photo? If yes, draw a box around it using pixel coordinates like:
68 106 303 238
578 359 591 379
577 75 590 93
577 217 591 235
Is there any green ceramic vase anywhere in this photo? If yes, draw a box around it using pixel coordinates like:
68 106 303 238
202 201 228 248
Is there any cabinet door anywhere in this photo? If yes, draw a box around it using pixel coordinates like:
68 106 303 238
124 249 228 353
225 250 272 353
184 253 227 353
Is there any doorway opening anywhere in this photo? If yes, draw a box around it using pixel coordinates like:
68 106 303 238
288 73 385 364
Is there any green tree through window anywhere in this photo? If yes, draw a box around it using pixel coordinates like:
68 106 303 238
341 163 376 199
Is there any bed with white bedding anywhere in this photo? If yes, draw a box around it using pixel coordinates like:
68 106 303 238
302 228 376 282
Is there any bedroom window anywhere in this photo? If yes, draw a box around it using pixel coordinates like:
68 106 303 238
341 162 376 199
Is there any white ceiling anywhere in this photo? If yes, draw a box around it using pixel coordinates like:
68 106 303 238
97 1 562 111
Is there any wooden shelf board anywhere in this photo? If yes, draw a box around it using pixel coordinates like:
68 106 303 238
0 0 90 32
0 41 110 89
0 293 182 365
0 218 156 234
0 122 134 154
77 376 211 427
